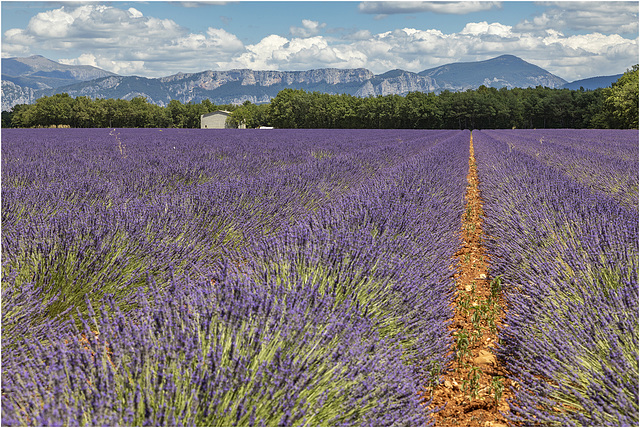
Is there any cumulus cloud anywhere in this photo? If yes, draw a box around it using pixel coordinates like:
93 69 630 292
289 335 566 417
358 1 502 15
225 35 367 71
2 4 244 76
516 1 638 34
222 22 636 79
347 29 374 41
204 28 244 51
60 53 149 75
230 34 289 69
290 19 327 38
10 5 185 43
2 28 36 55
341 24 636 80
127 7 143 18
460 21 513 37
58 52 98 67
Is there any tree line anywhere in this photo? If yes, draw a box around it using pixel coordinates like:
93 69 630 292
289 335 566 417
2 96 239 129
3 65 637 130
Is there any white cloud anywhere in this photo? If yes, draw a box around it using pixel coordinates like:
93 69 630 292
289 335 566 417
517 1 638 34
290 19 327 38
358 1 502 15
127 7 143 18
338 23 637 80
21 5 185 41
347 29 374 41
59 52 98 67
60 52 148 75
205 28 244 51
2 28 36 55
460 21 513 37
228 35 363 71
545 32 629 54
2 4 244 76
227 35 288 70
26 6 81 38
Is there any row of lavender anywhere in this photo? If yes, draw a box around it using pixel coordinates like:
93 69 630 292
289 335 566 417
480 129 638 211
473 130 639 426
2 128 468 425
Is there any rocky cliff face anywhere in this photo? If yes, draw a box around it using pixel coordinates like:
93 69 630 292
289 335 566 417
359 71 439 96
14 68 381 109
160 68 375 90
1 54 588 111
1 81 37 108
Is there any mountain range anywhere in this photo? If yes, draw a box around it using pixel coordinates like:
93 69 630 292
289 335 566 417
1 54 623 111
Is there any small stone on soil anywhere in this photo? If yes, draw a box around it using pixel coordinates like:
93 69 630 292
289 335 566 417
474 350 497 367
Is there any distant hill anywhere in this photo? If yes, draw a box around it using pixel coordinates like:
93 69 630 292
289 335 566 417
418 54 567 90
562 74 623 90
2 55 116 90
1 54 622 111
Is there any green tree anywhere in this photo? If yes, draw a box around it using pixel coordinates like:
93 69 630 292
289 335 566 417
8 104 36 128
2 80 618 130
200 99 216 113
228 101 270 128
32 93 74 127
602 65 639 129
167 100 188 128
1 110 13 128
184 102 209 128
269 88 303 128
329 94 360 128
71 96 95 128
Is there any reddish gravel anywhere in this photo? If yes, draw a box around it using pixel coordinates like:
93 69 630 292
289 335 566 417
426 133 516 427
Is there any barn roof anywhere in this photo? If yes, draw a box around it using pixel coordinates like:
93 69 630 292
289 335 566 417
201 110 231 118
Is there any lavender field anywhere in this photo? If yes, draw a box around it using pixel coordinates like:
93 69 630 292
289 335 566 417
2 128 468 425
1 128 638 426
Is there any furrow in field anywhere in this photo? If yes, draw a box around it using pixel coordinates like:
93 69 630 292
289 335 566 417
428 132 514 427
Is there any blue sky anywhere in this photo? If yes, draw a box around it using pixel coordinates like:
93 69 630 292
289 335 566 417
2 1 638 81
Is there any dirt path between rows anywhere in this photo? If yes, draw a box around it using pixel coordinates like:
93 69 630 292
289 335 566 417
426 132 515 427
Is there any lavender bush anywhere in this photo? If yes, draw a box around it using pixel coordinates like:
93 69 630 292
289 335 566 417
2 128 467 426
473 130 639 426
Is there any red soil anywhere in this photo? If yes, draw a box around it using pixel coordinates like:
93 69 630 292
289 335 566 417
425 133 515 427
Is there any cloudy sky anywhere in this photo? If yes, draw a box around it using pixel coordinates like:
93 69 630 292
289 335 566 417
1 1 638 81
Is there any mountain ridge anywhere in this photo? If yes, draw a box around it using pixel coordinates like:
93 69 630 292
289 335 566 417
419 54 567 90
561 74 624 90
1 54 622 111
2 55 116 89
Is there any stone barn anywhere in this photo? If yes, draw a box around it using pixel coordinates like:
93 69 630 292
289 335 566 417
201 110 235 129
201 110 230 128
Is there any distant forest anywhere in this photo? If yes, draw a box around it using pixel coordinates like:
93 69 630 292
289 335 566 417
3 65 637 130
